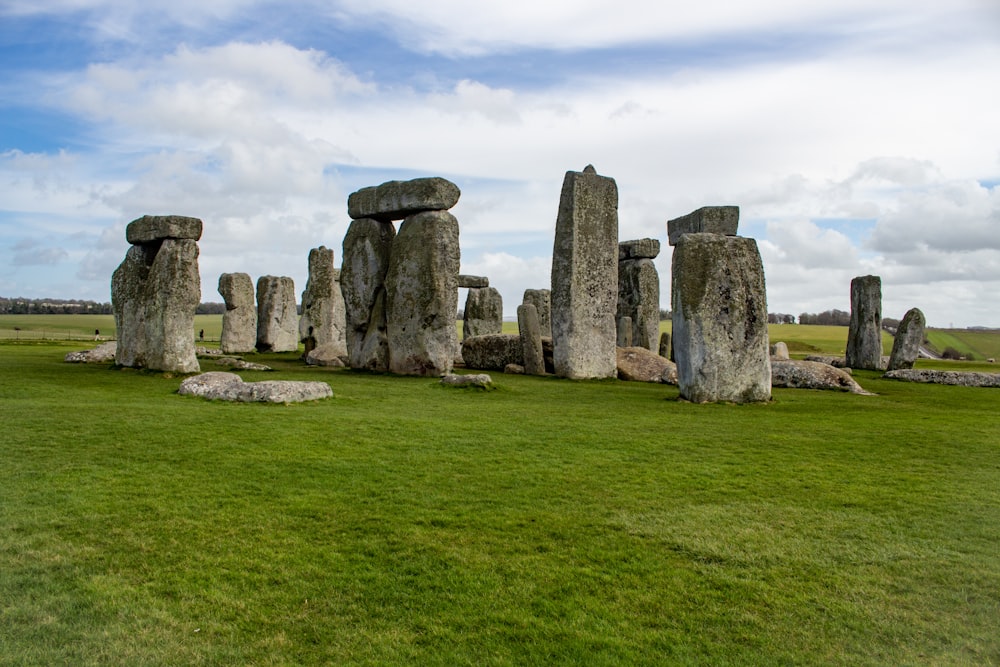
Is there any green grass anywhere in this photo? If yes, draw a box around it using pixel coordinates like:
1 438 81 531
1 341 999 665
925 329 1000 361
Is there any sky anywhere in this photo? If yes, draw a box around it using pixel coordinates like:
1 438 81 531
1 1 999 327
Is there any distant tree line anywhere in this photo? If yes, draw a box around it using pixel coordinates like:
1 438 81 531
768 313 797 324
0 297 113 314
797 309 851 326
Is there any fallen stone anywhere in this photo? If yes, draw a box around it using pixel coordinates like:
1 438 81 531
458 274 489 288
883 369 1000 387
462 333 522 371
440 373 494 389
126 215 203 245
667 206 739 246
504 364 525 374
804 355 848 369
771 360 873 395
348 177 460 221
215 357 273 371
616 346 678 384
178 372 332 403
65 341 118 363
305 343 347 367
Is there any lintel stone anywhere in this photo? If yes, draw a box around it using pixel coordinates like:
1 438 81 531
667 206 738 246
618 238 661 260
348 177 460 221
126 215 203 245
458 274 489 288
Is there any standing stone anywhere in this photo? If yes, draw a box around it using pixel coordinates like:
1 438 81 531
299 246 347 359
617 316 633 347
887 307 926 371
256 276 298 352
517 303 546 376
550 165 619 380
111 215 202 373
770 341 790 360
667 206 739 246
218 272 257 354
618 239 661 352
341 218 395 371
522 289 552 338
845 275 883 370
658 331 671 359
463 287 503 339
671 233 770 403
385 210 460 376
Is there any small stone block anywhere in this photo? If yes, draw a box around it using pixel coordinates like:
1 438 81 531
458 274 489 288
126 215 203 244
619 238 661 260
667 206 738 246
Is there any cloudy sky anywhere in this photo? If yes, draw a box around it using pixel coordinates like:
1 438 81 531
1 1 998 327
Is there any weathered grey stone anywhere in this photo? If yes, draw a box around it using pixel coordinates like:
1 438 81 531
112 238 201 373
617 256 660 351
461 333 523 371
671 233 770 403
463 287 503 338
304 343 347 367
440 373 494 389
517 303 546 375
884 369 1000 387
178 372 332 403
299 246 347 358
218 272 257 354
385 210 460 376
771 360 873 394
65 341 118 364
550 165 619 379
522 289 552 338
804 355 848 368
126 215 203 245
256 276 298 353
616 316 633 347
458 274 489 288
667 206 739 246
887 307 925 371
658 332 671 358
348 177 461 221
341 218 395 371
619 238 661 261
770 341 790 360
845 275 883 370
214 357 273 371
504 363 525 374
616 347 678 384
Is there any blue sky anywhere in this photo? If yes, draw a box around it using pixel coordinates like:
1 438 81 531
2 0 999 327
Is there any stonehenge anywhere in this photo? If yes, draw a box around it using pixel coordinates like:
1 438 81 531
617 238 660 352
461 275 503 339
887 307 925 371
112 215 202 373
550 165 619 380
669 206 771 403
845 275 883 370
299 246 347 359
341 217 395 371
256 276 298 353
522 289 552 337
218 272 256 354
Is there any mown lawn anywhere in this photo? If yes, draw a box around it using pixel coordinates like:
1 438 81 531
1 341 998 665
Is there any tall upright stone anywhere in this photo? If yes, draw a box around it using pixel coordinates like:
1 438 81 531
671 233 770 403
845 275 883 370
218 272 256 354
299 246 347 358
463 287 503 339
887 307 925 371
550 165 619 380
341 218 395 371
385 210 460 376
618 238 661 352
256 276 298 353
522 289 551 338
517 303 546 376
111 215 202 373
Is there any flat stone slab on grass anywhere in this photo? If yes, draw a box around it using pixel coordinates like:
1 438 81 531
771 360 873 395
214 358 273 371
616 347 677 384
179 372 332 403
884 369 1000 387
440 373 494 389
65 341 117 363
126 215 203 245
348 177 460 221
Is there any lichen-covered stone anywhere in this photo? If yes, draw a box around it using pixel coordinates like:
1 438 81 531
845 275 883 370
618 256 660 351
619 238 660 260
658 332 671 358
770 341 790 360
385 210 460 376
440 373 494 389
671 233 770 403
550 165 618 379
884 369 1000 387
616 316 633 348
218 272 256 354
458 275 489 288
886 307 925 371
256 276 298 353
667 206 739 246
517 303 545 375
463 287 503 338
341 218 395 371
616 346 677 384
522 289 552 338
65 341 117 364
126 215 203 245
348 177 460 221
112 239 201 373
178 372 332 403
299 246 347 358
771 360 873 394
461 333 522 371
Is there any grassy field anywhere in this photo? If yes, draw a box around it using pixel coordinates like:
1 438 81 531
1 341 998 665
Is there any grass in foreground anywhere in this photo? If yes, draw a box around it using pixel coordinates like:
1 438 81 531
1 342 998 665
